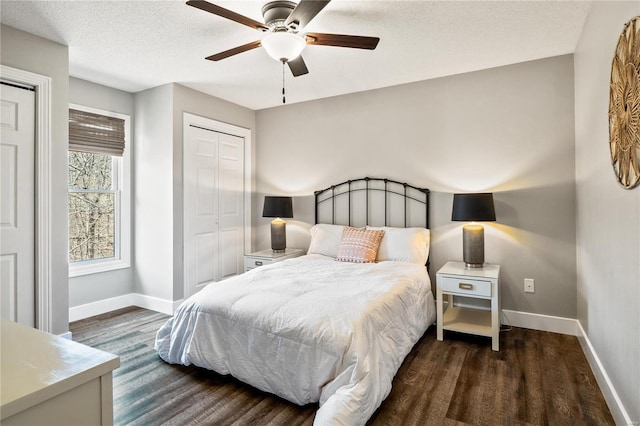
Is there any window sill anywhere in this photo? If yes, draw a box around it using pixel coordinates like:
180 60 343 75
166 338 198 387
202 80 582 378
69 258 130 278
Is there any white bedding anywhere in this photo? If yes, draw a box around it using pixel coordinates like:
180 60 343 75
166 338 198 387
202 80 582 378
155 254 435 425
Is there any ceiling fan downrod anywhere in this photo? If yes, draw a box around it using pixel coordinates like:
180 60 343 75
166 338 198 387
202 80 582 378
282 60 286 104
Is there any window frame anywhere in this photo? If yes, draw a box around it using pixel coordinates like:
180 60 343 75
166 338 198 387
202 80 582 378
68 104 131 277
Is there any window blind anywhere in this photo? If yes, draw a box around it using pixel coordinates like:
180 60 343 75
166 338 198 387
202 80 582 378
69 108 125 156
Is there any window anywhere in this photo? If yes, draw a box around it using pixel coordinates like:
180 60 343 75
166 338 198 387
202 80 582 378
68 105 130 277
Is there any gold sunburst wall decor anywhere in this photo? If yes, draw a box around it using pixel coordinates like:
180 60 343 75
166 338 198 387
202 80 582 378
609 16 640 189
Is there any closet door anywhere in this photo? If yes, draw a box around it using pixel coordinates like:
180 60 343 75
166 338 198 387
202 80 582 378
184 124 245 297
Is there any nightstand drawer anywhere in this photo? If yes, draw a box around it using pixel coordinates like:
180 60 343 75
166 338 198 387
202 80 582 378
244 257 273 271
439 276 492 297
244 249 304 272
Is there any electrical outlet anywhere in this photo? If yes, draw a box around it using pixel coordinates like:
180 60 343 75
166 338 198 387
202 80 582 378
524 278 535 293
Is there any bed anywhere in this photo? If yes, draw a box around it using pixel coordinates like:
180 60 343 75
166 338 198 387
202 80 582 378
155 178 435 425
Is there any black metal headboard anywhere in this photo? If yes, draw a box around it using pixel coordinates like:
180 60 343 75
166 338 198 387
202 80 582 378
314 177 430 229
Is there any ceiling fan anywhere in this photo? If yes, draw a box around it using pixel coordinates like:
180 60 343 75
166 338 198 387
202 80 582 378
186 0 380 78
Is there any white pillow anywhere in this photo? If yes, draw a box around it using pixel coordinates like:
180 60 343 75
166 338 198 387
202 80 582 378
308 224 349 258
366 226 430 265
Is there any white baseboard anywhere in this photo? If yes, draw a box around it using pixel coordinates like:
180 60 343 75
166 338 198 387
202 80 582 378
69 293 183 322
69 294 134 322
501 309 579 335
576 322 634 426
130 293 184 316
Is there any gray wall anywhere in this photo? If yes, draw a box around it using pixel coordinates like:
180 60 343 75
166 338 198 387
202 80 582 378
255 55 577 318
1 25 70 334
134 84 175 301
68 77 135 307
574 2 640 422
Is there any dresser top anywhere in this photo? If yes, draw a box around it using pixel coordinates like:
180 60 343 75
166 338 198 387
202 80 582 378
1 319 120 419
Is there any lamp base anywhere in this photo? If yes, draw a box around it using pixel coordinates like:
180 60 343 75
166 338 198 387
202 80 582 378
462 224 485 269
270 219 287 252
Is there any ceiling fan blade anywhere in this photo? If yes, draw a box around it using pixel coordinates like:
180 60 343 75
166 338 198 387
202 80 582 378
284 0 331 30
187 0 269 31
305 32 380 50
288 56 309 77
205 40 262 61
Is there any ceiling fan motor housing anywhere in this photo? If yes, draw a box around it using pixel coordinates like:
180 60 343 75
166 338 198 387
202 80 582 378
262 1 298 30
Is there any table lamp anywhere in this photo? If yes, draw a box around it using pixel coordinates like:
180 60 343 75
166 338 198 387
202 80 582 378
262 196 293 253
452 193 496 268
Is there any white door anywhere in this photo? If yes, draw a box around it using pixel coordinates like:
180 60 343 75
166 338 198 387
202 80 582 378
184 124 245 297
1 83 35 326
218 133 244 280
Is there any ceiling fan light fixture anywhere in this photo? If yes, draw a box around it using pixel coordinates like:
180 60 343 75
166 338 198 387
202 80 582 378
261 31 306 62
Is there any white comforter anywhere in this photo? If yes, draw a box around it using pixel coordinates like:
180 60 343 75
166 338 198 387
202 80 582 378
155 254 435 425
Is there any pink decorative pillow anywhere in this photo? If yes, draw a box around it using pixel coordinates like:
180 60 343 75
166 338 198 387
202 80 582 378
336 227 385 263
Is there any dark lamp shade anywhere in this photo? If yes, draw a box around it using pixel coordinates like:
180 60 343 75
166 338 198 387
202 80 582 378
452 193 496 222
262 196 293 218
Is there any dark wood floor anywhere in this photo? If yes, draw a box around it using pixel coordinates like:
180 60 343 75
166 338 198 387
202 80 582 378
70 307 614 426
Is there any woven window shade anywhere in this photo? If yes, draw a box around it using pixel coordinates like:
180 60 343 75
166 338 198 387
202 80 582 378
69 109 125 156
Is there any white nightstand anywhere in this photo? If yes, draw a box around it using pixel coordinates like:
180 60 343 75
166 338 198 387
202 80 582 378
244 248 305 272
436 261 501 351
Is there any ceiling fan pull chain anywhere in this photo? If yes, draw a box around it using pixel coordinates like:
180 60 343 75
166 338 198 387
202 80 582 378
282 60 286 104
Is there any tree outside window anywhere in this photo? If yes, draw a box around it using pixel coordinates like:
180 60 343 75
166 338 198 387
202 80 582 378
68 151 117 262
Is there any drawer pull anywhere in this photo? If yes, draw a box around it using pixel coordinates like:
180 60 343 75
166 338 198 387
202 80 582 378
459 283 474 290
255 261 263 266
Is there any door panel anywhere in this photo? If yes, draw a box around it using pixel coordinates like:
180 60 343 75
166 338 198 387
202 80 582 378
0 84 35 326
0 145 17 226
0 254 17 320
196 167 216 216
219 228 241 279
195 232 216 287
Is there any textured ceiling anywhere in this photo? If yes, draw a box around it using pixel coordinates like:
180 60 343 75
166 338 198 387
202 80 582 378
1 1 592 110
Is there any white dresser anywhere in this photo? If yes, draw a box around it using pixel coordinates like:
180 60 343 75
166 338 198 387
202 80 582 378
1 319 120 425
